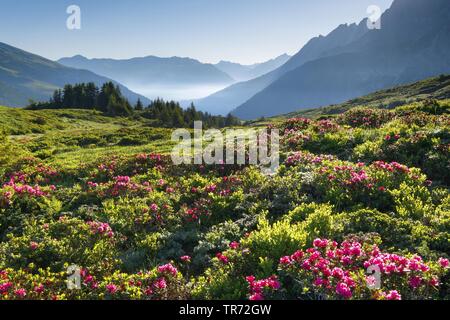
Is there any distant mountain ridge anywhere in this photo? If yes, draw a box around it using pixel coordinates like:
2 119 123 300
0 42 150 107
233 0 450 119
59 54 291 102
214 54 291 82
58 55 234 88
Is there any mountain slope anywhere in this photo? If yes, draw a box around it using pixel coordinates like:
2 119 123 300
195 20 370 115
234 0 450 119
0 42 150 107
215 54 291 82
58 55 234 87
284 74 450 119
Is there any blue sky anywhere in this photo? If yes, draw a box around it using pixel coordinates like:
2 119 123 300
0 0 394 64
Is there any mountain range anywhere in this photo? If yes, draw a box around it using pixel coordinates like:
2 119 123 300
0 42 150 107
58 54 290 101
58 55 234 88
229 0 450 119
214 54 291 82
193 19 370 115
1 0 449 117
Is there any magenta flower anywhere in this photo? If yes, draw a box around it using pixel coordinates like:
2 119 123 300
14 288 27 298
216 253 229 264
106 284 118 294
385 290 401 300
180 255 191 263
229 242 240 250
29 242 39 250
439 258 449 269
157 263 178 277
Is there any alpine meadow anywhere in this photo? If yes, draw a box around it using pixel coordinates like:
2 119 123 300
0 0 449 305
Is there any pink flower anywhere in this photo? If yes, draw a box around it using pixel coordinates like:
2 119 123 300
106 284 118 294
34 284 44 294
429 277 440 287
409 276 422 289
246 276 256 284
157 263 178 277
229 242 240 250
249 293 264 300
280 256 292 265
216 253 229 264
291 250 304 261
165 187 174 194
30 241 39 250
154 278 167 289
313 278 325 287
180 255 191 263
313 239 328 248
331 267 345 280
14 288 27 298
150 203 159 212
247 276 280 300
438 258 449 269
0 282 13 294
385 290 401 300
87 221 114 238
336 283 352 299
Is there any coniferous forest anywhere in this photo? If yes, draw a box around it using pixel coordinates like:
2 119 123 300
27 82 240 128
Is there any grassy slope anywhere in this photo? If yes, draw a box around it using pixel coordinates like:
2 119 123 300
0 106 176 169
2 74 450 169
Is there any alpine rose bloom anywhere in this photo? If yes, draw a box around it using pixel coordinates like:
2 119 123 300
438 258 449 269
385 290 401 300
279 239 445 300
180 255 191 263
14 288 27 298
106 284 118 294
157 263 178 277
246 275 280 300
29 242 39 250
216 253 229 264
229 242 240 250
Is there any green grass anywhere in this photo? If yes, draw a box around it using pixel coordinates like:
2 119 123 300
0 106 176 169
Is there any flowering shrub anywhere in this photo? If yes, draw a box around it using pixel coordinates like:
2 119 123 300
0 262 188 300
246 275 280 300
0 101 449 300
279 239 448 300
337 108 393 128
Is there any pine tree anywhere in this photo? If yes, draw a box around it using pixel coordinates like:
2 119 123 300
135 98 143 111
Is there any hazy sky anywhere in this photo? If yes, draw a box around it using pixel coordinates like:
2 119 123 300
0 0 394 64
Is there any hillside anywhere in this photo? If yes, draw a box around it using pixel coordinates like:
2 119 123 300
233 0 450 119
0 97 449 300
0 42 150 107
285 74 450 118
